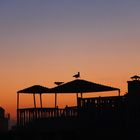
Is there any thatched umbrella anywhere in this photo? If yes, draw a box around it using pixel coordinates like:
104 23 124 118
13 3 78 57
50 79 120 107
17 85 50 109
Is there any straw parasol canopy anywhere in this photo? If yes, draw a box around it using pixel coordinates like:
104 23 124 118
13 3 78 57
17 85 50 94
17 85 50 109
50 79 120 107
50 79 120 93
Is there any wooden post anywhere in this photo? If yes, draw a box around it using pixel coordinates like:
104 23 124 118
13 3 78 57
23 110 25 126
76 93 78 98
33 93 36 108
29 110 31 122
80 93 83 98
17 93 19 110
76 93 78 106
20 111 22 126
118 89 120 96
55 93 57 108
40 93 43 108
17 93 19 126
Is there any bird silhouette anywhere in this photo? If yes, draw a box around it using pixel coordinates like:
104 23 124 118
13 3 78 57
54 82 64 86
73 72 80 78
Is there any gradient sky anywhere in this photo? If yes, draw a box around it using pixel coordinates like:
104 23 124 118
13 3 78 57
0 0 140 125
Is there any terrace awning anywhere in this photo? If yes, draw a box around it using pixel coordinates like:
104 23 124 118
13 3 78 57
17 85 50 94
17 79 120 109
50 79 120 107
17 85 50 109
50 79 120 93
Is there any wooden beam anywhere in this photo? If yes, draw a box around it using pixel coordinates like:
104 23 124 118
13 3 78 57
33 94 36 108
17 93 19 110
118 89 121 96
76 93 78 106
17 93 19 126
40 93 43 108
55 93 57 108
80 93 83 98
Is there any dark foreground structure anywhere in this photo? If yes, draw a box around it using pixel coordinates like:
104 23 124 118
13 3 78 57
0 107 10 140
0 107 9 132
3 75 140 139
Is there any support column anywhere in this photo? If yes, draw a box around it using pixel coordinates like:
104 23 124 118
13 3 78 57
76 93 78 106
80 93 83 98
40 93 43 108
17 93 19 110
17 93 19 126
55 93 57 108
118 89 120 96
33 94 36 108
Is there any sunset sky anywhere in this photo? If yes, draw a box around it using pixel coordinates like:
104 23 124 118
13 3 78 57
0 0 140 125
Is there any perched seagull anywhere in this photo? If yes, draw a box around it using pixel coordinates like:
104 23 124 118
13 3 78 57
54 82 64 86
73 72 80 78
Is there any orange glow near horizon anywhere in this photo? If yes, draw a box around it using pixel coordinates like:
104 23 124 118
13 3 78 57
1 1 140 127
0 74 129 122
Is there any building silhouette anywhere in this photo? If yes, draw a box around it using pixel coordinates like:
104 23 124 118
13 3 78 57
0 107 9 132
15 75 140 138
127 75 140 129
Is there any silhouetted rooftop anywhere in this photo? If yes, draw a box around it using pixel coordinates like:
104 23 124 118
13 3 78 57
17 85 50 94
50 79 119 93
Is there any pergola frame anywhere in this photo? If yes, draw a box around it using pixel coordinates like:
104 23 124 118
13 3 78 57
17 79 120 126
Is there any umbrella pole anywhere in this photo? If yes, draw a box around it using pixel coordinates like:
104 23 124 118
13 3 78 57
80 93 83 98
55 93 57 108
76 93 78 106
40 93 42 108
17 93 19 126
33 93 36 108
17 93 19 110
118 89 120 96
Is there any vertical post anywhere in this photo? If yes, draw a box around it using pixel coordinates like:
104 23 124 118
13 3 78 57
118 89 120 96
17 93 19 126
28 110 31 122
76 93 78 106
55 93 57 108
33 93 37 119
17 93 19 110
80 93 83 98
40 93 43 108
33 93 36 108
23 110 25 126
20 111 22 126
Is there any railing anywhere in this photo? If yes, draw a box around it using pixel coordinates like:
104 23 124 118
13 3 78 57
78 96 126 108
17 96 127 127
77 96 126 121
17 107 78 126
